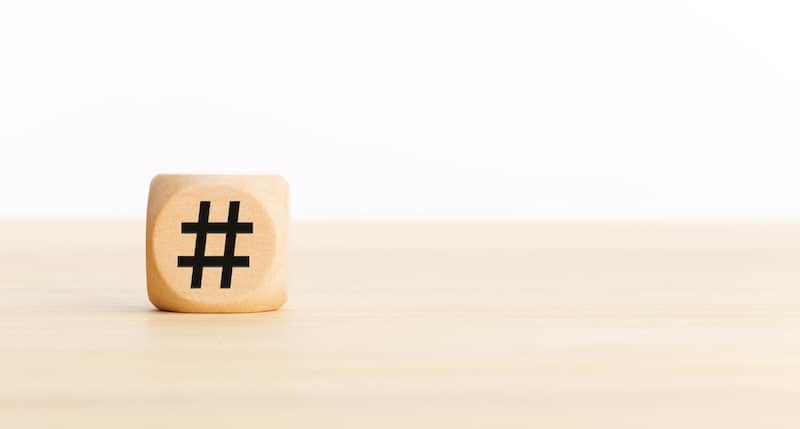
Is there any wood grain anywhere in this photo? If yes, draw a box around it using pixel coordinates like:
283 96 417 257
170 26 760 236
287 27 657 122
146 175 288 312
1 223 799 428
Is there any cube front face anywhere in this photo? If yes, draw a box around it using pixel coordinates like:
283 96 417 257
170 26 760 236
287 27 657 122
146 175 288 313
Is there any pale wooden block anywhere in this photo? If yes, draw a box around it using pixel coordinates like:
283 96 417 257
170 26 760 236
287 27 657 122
146 174 288 313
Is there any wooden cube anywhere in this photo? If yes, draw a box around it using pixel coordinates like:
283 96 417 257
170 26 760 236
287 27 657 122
146 175 288 313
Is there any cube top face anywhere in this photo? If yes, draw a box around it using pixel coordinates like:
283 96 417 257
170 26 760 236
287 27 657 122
146 175 288 313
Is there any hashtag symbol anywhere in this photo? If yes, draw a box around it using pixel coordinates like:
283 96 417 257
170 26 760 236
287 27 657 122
177 201 254 289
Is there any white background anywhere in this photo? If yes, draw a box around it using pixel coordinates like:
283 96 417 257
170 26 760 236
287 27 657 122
1 1 799 221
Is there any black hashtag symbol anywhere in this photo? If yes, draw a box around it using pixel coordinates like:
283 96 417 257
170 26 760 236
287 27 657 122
177 201 254 289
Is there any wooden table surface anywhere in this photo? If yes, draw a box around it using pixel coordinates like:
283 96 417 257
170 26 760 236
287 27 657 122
2 223 800 427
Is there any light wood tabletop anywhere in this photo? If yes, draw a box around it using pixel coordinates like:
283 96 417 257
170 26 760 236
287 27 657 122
2 223 800 428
